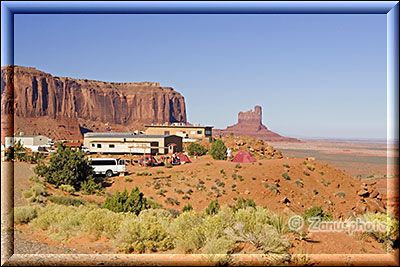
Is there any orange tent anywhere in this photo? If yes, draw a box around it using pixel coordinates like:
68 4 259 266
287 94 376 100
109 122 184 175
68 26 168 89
232 150 256 163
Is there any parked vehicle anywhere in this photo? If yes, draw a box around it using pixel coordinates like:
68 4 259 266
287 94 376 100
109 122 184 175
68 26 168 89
138 155 164 167
89 158 126 177
81 146 90 153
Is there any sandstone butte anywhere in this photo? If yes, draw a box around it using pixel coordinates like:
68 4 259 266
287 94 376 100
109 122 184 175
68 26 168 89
213 105 300 142
1 65 187 142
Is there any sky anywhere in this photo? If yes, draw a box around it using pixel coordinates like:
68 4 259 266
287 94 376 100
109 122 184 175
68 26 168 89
12 14 387 139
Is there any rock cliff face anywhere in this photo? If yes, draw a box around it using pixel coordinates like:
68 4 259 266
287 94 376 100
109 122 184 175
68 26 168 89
214 106 300 142
1 65 187 141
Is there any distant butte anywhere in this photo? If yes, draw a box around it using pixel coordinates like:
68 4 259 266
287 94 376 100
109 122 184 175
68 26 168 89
213 106 300 142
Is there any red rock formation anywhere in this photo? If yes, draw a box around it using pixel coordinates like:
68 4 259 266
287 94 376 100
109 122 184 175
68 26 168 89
214 106 300 142
1 66 187 141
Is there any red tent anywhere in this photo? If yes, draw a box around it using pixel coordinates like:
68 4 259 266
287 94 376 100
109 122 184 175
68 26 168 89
177 153 191 163
232 150 256 163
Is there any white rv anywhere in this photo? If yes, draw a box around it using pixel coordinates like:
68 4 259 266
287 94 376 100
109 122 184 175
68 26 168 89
89 158 126 177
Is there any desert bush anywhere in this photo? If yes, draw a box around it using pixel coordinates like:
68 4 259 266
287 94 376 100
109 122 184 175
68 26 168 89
303 206 333 224
168 211 205 253
165 163 172 168
225 207 290 253
115 209 174 253
22 190 33 199
295 179 304 188
14 206 41 224
306 164 315 171
59 184 76 194
174 189 184 195
209 140 227 160
187 143 208 156
303 170 310 176
238 175 244 182
125 177 133 182
232 198 256 212
165 197 180 206
358 212 399 250
320 171 325 175
232 174 237 180
31 204 87 241
215 179 225 187
269 185 280 195
29 176 40 183
182 204 193 212
34 144 93 190
252 177 257 180
220 169 225 174
282 164 290 168
336 191 346 198
235 163 241 169
136 171 152 176
206 199 220 215
48 195 85 206
81 207 125 239
80 179 103 195
281 172 290 181
321 179 331 186
103 187 153 215
25 183 48 205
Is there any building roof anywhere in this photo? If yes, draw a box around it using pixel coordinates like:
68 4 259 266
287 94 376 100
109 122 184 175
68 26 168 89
144 124 214 128
6 135 48 138
84 132 181 139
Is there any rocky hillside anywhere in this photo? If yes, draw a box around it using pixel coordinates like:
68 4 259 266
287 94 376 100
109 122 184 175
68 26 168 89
214 106 300 142
1 66 187 141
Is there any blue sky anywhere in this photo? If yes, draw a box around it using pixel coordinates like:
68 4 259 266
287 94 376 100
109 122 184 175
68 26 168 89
13 14 387 139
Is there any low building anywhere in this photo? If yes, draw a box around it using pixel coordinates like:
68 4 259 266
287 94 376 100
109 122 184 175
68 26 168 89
4 133 50 151
83 132 182 155
144 123 213 141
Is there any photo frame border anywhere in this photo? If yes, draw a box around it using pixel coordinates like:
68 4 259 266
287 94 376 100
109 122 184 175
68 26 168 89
1 1 399 266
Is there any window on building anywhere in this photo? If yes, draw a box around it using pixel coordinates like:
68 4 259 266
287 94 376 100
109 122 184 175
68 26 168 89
164 131 170 135
97 144 102 148
197 130 203 135
205 130 212 135
109 144 115 148
190 130 195 135
91 144 95 147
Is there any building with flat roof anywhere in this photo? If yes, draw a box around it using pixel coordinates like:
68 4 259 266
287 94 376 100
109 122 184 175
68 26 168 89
4 133 50 151
83 132 182 155
144 123 213 141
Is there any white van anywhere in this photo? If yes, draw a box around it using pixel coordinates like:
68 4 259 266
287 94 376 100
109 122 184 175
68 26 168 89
89 158 126 177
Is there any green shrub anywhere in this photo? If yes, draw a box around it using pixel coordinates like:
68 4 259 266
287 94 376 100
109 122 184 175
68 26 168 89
165 163 172 168
282 172 290 181
220 169 225 174
187 143 208 156
115 209 174 253
321 179 331 186
295 180 304 188
182 204 193 212
252 177 256 180
136 171 152 176
103 187 153 215
165 197 180 206
34 144 93 190
209 140 227 160
358 212 399 250
125 177 133 182
306 164 315 171
269 185 280 195
29 176 40 183
59 184 76 194
80 179 103 195
48 195 85 206
232 198 256 212
303 170 310 176
303 206 333 224
282 164 290 168
81 206 125 239
14 206 41 224
232 174 237 180
168 211 205 253
206 199 220 215
235 163 241 169
336 191 346 198
320 171 325 175
22 190 33 199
